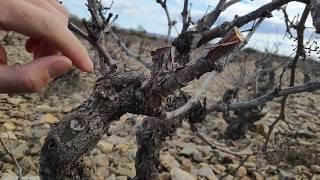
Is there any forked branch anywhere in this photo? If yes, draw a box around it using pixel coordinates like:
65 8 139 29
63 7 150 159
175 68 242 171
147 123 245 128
156 0 177 41
194 0 307 48
264 3 310 147
207 81 320 113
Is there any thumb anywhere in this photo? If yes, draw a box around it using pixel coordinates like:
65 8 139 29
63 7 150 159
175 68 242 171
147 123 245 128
0 55 72 93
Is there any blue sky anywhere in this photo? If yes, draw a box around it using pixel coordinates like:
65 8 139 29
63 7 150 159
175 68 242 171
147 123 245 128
61 0 316 57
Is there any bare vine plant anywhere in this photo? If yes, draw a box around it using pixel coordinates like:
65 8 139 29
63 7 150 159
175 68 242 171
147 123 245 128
38 0 320 179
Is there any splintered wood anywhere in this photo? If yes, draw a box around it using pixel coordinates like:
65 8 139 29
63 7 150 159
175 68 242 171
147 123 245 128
150 47 176 74
207 27 244 61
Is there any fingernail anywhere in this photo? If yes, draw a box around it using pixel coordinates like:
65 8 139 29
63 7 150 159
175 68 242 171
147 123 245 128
87 57 94 72
49 60 71 78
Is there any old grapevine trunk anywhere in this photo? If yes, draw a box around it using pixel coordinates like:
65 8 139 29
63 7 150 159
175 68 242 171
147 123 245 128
40 28 243 179
40 71 146 179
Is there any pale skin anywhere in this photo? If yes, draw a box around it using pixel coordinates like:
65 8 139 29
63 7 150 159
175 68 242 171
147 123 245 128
0 0 93 93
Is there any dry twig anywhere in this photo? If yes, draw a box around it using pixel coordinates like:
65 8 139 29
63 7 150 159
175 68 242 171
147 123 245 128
156 0 178 41
264 4 310 148
0 137 23 179
110 30 152 68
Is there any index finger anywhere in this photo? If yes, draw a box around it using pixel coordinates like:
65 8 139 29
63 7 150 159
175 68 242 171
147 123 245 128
0 0 93 72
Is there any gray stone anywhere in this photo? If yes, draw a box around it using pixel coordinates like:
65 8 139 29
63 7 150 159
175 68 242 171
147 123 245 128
97 141 114 154
279 170 295 180
159 172 171 180
36 104 59 113
198 166 217 180
170 167 196 180
116 176 128 180
212 164 226 174
19 157 36 174
252 172 264 180
224 175 234 180
235 166 247 178
244 162 256 171
311 165 320 173
12 143 29 160
107 135 128 145
114 163 135 178
7 98 23 105
192 151 204 162
160 152 179 170
1 174 40 180
107 174 116 180
180 144 198 156
0 131 17 140
71 93 83 103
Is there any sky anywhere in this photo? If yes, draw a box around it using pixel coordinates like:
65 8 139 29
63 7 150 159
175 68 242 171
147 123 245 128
61 0 317 57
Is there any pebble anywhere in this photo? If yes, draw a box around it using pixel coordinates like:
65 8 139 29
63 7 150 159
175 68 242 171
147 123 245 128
0 131 17 140
115 144 131 156
93 154 109 167
107 135 128 145
39 113 58 124
9 111 25 118
311 165 320 173
180 158 192 172
192 151 204 162
114 164 135 178
116 176 128 180
106 174 116 180
180 144 198 156
13 143 29 160
252 172 264 180
19 157 36 174
1 163 15 171
97 141 114 154
160 152 179 170
293 165 309 174
311 175 320 180
235 166 247 178
244 162 256 171
7 98 23 105
1 174 40 180
170 167 195 180
36 104 59 113
265 175 279 180
212 164 226 174
159 172 170 180
227 164 239 172
198 166 217 180
3 122 16 131
224 175 234 180
279 170 295 180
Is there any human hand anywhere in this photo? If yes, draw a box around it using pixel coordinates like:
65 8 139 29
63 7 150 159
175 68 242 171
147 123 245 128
0 0 93 93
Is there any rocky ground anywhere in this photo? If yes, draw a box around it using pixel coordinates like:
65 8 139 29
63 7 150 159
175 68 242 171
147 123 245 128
0 31 320 180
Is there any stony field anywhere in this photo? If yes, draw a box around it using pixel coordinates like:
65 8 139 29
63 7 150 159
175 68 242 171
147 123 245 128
0 31 320 180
